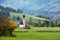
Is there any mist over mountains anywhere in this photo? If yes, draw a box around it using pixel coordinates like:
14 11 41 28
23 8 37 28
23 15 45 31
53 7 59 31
0 0 60 21
23 1 60 21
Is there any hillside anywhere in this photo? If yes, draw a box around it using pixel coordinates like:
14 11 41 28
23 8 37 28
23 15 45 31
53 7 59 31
10 12 49 23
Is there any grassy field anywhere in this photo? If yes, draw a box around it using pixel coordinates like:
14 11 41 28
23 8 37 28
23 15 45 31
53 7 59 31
0 27 60 40
0 32 60 40
1 12 59 40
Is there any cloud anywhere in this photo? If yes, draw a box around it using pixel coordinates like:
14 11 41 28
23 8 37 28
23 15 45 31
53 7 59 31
0 0 30 9
0 0 58 11
0 0 46 8
0 0 5 4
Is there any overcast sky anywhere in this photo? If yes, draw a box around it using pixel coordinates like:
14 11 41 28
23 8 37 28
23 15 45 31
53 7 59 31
0 0 57 9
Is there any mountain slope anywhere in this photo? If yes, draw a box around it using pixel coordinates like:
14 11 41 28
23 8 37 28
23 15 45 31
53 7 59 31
10 12 49 23
36 1 60 21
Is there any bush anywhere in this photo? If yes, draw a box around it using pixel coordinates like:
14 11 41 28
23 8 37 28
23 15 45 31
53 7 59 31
0 17 17 36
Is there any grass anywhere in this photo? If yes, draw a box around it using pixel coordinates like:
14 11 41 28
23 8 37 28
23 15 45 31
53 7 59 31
15 26 60 32
0 27 60 40
0 32 60 40
0 12 60 40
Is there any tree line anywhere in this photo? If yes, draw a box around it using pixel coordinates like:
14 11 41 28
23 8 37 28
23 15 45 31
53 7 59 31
0 5 23 13
36 15 49 19
29 17 60 27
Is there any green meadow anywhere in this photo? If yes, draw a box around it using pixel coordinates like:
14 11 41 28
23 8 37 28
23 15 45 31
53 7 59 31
0 27 60 40
0 12 60 40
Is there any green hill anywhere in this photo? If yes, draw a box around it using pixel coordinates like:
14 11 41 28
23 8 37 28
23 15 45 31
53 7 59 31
10 12 49 25
10 12 49 20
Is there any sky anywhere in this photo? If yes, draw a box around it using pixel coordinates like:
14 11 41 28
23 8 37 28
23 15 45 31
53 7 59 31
0 0 59 13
